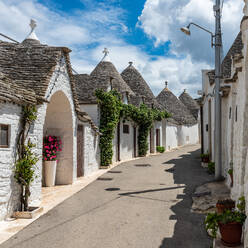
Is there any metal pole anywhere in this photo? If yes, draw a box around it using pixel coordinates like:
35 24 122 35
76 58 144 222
214 0 222 180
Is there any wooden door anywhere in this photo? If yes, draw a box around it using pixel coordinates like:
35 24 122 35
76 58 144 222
156 129 160 147
117 122 121 161
77 125 84 177
133 126 137 158
150 128 155 153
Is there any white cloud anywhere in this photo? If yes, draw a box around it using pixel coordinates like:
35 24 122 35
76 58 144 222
0 0 242 98
138 0 244 63
74 43 210 97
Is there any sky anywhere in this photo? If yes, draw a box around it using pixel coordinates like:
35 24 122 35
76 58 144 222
0 0 244 97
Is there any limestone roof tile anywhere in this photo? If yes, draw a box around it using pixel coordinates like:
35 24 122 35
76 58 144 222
156 87 197 125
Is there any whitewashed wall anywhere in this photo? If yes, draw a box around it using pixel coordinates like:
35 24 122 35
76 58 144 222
82 123 100 176
43 57 77 185
202 70 215 161
165 123 178 150
0 103 22 220
80 104 99 126
120 119 135 161
178 124 199 146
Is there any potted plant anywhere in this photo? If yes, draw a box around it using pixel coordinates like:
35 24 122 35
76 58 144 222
43 135 62 187
201 152 210 163
156 146 165 153
205 197 246 246
208 162 215 174
218 209 246 246
216 199 235 214
228 165 233 187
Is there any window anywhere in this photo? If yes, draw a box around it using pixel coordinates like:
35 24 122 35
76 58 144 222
123 124 129 134
229 107 232 119
0 124 9 148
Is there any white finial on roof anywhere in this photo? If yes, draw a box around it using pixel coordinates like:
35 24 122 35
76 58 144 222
184 89 187 93
165 81 168 88
101 48 111 62
26 19 39 41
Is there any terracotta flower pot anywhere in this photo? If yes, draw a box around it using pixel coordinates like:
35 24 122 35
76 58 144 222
202 157 210 163
219 222 242 247
216 200 235 214
44 160 57 187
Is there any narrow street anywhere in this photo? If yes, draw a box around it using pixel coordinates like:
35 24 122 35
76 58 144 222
2 145 213 248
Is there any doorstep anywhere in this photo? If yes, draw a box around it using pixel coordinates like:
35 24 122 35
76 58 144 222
0 165 117 245
214 237 243 248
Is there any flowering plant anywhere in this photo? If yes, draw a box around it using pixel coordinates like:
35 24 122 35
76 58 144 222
43 135 62 161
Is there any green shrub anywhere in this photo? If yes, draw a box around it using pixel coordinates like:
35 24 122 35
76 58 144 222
156 146 165 153
208 162 215 174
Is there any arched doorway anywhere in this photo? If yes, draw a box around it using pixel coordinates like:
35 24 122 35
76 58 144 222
43 91 74 185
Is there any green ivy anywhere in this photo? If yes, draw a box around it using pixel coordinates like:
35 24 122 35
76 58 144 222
14 105 38 211
96 89 170 165
95 90 122 166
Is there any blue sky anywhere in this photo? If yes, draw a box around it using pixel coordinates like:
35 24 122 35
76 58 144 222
0 0 244 97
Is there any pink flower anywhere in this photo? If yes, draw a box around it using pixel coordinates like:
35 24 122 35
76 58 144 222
45 146 49 149
47 154 50 157
44 157 47 161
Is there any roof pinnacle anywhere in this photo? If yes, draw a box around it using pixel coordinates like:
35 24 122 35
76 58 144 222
101 48 111 62
129 61 133 66
25 19 39 41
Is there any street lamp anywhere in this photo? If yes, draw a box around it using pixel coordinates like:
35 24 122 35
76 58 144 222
181 0 223 181
180 23 215 47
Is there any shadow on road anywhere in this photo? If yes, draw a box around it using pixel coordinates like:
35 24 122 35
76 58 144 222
159 149 214 248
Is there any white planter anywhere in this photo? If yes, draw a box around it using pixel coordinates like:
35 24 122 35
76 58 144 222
44 160 57 187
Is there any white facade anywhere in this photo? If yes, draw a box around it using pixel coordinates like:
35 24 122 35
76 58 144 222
165 123 178 150
178 124 199 147
0 103 22 220
80 104 99 126
0 56 99 220
201 70 215 161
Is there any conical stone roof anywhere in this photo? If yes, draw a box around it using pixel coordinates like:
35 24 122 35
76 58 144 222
179 90 199 119
156 87 197 125
121 62 162 109
90 61 134 96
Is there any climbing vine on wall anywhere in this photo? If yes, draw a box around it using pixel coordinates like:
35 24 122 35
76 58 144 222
121 104 170 156
96 89 170 165
95 89 122 166
14 105 38 211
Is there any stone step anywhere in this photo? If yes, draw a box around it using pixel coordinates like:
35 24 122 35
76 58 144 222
214 237 243 248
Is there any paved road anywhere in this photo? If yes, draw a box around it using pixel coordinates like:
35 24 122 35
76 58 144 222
2 145 213 248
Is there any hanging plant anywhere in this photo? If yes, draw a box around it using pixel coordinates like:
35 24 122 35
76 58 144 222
14 105 38 212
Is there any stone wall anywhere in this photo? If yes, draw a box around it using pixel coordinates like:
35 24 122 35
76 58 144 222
120 119 136 161
201 70 215 160
165 123 178 150
80 104 99 126
83 123 100 176
0 55 79 220
0 103 22 220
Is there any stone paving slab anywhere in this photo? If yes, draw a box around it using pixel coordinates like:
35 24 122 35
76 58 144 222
192 181 231 213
